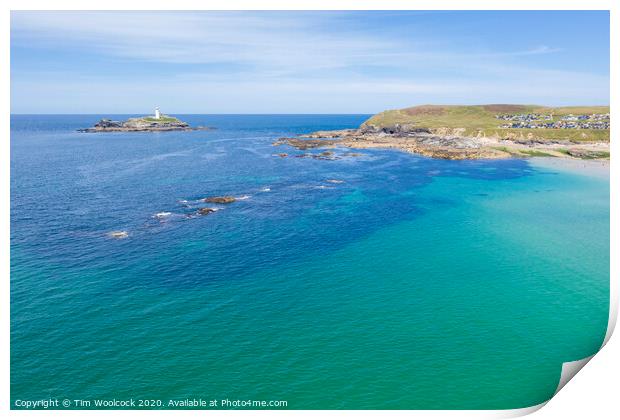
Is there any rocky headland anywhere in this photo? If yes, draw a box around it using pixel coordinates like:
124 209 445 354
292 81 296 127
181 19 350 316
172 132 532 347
273 105 610 161
275 128 510 160
79 116 214 133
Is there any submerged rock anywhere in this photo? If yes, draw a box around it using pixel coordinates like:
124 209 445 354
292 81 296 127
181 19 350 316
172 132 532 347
198 207 217 215
273 137 339 150
107 230 129 239
299 129 356 139
294 153 339 160
203 196 236 204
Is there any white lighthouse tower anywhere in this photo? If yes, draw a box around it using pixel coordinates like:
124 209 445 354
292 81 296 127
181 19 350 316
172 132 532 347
154 107 161 120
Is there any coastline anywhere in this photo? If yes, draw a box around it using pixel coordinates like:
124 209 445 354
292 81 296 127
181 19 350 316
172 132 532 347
273 117 610 160
275 125 610 161
528 156 610 180
11 113 611 409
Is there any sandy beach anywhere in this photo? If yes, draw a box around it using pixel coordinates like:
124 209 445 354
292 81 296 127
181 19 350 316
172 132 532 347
528 157 610 179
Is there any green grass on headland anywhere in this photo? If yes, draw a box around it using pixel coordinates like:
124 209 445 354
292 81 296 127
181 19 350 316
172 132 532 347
491 146 558 158
141 116 180 123
363 104 610 143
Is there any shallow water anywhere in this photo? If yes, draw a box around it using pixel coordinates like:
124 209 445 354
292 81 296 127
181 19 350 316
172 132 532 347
10 115 609 409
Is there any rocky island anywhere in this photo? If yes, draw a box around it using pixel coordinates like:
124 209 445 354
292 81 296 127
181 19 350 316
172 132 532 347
274 105 610 161
78 108 214 133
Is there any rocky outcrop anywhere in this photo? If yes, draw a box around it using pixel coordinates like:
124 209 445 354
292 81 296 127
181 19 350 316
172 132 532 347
78 116 215 132
273 125 608 161
273 137 339 150
275 129 508 160
564 150 610 159
359 124 431 136
94 119 123 129
339 132 511 160
299 129 357 138
290 150 341 160
198 207 217 215
203 196 236 204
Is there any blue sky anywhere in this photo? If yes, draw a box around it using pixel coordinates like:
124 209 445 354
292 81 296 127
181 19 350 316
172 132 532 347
10 11 609 114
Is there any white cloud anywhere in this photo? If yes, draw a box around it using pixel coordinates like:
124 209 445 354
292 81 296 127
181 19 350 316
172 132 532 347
11 11 397 70
11 11 566 71
10 11 609 113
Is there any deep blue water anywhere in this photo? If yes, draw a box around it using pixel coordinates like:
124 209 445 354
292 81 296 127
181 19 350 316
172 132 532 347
11 115 609 409
11 115 537 289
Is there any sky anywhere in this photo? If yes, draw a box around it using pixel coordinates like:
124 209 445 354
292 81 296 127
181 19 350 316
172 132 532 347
10 11 610 114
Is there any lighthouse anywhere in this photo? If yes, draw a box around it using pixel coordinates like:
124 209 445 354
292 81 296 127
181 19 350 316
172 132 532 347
154 107 161 120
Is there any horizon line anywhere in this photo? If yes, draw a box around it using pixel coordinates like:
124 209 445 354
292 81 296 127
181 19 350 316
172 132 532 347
9 112 378 116
9 104 612 117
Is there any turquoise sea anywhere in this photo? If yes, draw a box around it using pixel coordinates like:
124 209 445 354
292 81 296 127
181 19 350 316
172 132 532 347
10 115 609 409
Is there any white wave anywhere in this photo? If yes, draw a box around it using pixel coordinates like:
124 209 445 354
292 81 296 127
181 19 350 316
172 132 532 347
154 212 172 219
260 187 271 192
236 195 251 200
107 230 129 239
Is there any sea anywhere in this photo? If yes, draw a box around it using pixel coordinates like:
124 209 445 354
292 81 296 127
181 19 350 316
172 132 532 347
10 114 610 409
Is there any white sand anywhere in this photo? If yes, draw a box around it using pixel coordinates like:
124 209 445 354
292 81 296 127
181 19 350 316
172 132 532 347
528 157 610 180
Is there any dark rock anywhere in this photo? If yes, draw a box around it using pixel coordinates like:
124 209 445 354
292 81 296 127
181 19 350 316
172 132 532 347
95 119 123 128
299 129 355 139
566 150 610 159
204 196 236 204
198 207 217 215
273 137 338 150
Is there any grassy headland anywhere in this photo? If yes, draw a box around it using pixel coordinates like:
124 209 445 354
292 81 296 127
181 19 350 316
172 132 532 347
274 104 610 161
362 104 609 143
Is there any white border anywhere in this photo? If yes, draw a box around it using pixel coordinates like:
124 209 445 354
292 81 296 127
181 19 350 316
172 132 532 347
2 0 617 10
2 1 616 419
